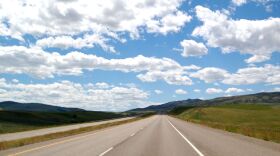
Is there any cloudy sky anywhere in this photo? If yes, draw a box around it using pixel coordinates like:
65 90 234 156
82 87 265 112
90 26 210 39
0 0 279 111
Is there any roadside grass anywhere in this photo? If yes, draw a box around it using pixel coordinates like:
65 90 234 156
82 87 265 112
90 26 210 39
170 104 280 143
0 111 123 134
0 122 43 134
0 114 152 151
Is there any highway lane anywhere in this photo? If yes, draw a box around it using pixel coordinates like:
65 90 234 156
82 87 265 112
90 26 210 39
167 116 280 156
0 116 155 156
1 115 280 156
105 115 280 156
106 115 198 156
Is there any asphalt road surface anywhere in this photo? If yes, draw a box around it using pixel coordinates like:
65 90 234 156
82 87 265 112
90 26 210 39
0 117 134 142
1 115 279 156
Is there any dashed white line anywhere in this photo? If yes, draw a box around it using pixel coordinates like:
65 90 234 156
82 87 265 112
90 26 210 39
168 120 204 156
130 133 135 137
99 147 113 156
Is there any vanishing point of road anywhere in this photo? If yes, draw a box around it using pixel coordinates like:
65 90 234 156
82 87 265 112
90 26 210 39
1 115 280 156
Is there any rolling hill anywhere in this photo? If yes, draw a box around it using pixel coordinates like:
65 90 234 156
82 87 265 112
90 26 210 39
0 101 85 112
0 101 126 134
198 92 280 106
129 92 280 113
129 99 202 113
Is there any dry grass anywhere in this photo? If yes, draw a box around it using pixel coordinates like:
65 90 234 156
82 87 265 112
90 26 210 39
172 104 280 143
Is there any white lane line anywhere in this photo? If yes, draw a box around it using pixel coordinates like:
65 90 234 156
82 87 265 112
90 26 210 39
168 120 204 156
130 133 135 137
8 121 146 156
99 147 113 156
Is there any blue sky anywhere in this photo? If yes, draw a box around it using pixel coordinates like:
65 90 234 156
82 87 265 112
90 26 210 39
0 0 279 111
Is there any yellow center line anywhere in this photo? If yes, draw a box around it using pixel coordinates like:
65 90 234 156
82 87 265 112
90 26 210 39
8 130 101 156
7 118 148 156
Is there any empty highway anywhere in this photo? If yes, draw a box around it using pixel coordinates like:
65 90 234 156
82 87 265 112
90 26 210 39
1 115 279 156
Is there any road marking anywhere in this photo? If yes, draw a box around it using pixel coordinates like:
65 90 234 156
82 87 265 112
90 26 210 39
99 147 113 156
130 133 135 137
8 131 101 156
7 118 147 156
168 120 204 156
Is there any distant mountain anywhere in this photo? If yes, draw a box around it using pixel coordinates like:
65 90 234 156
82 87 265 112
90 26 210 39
129 92 280 113
199 92 280 106
129 99 202 113
0 101 85 112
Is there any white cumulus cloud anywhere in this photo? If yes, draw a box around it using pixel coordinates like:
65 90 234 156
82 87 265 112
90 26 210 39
36 34 116 53
179 40 208 57
193 5 280 63
223 64 280 85
0 45 196 85
206 88 223 94
154 90 163 94
232 0 247 6
190 67 229 83
175 89 187 94
225 87 244 93
147 11 192 35
191 64 280 85
0 78 151 111
0 0 191 51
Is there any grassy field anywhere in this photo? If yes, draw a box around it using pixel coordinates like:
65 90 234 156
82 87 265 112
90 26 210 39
0 111 124 134
170 104 280 143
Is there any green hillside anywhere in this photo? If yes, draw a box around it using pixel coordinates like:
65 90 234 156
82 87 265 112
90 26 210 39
0 111 123 134
170 104 280 143
129 92 280 113
0 101 85 112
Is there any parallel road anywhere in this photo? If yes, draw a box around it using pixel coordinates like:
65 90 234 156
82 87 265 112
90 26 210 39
1 115 279 156
0 117 134 142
